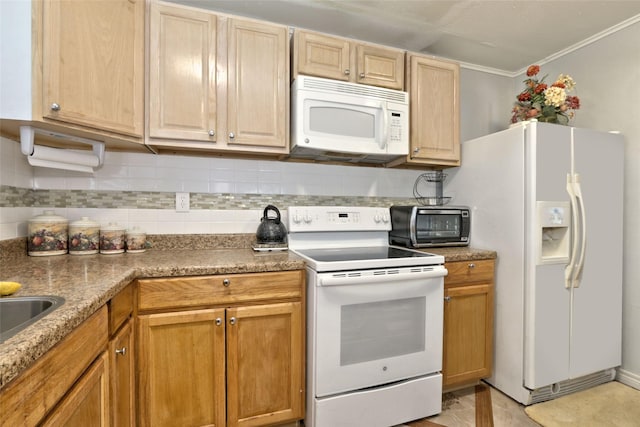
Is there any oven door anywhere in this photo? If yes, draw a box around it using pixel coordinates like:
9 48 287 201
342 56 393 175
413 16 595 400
312 266 445 398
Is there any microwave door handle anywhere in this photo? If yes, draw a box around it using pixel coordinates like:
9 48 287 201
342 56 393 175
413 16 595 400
379 101 389 150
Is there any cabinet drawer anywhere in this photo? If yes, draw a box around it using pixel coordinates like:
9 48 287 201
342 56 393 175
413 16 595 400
445 259 494 287
137 270 304 311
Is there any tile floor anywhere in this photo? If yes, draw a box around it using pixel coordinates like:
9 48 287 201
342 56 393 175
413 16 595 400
399 383 541 427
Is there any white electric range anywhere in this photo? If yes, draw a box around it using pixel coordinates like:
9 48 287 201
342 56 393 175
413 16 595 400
287 206 447 427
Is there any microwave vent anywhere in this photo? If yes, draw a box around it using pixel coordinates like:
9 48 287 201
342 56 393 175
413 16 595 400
299 76 407 103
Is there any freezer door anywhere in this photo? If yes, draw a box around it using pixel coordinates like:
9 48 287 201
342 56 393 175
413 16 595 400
524 123 573 388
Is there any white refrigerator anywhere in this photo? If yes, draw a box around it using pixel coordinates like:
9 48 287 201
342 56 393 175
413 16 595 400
446 121 623 405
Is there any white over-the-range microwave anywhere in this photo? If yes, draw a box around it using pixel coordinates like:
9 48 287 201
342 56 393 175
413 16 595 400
290 75 409 164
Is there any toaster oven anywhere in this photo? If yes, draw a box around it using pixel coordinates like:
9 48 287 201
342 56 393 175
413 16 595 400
389 206 470 248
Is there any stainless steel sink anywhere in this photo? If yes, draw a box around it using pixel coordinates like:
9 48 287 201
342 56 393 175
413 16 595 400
0 296 65 343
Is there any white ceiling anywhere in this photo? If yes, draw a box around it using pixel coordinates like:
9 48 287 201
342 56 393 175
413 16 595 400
173 0 640 75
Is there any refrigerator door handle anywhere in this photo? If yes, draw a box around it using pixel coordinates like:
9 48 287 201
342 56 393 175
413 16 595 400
565 174 579 289
572 174 587 288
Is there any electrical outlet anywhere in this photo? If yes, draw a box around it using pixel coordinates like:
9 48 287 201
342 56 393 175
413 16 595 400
176 192 190 212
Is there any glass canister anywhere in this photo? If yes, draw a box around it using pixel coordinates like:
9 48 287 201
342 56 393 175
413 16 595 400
126 227 147 253
100 223 126 254
28 210 68 256
68 217 100 255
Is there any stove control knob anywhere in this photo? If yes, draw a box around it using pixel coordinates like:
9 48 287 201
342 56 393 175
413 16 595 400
382 213 390 223
292 213 302 224
304 214 313 224
374 213 382 223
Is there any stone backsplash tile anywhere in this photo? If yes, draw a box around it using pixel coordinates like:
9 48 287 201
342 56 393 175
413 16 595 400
0 185 416 210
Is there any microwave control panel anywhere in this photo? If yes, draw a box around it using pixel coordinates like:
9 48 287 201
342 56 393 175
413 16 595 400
389 112 403 142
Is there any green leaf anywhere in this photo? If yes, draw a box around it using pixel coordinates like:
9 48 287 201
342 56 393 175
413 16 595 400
557 114 569 125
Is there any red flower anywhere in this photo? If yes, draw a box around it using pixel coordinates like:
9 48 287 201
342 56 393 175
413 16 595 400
552 82 566 89
518 92 532 102
526 65 540 76
566 96 580 109
534 83 547 94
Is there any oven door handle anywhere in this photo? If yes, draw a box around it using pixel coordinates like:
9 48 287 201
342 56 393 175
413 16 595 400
319 268 447 286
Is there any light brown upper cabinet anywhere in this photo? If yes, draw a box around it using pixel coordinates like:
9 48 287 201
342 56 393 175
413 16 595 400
404 54 460 167
148 2 217 142
147 1 289 154
293 30 405 90
42 0 144 137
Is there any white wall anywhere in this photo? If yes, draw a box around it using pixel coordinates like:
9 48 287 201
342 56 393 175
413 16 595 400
0 135 428 238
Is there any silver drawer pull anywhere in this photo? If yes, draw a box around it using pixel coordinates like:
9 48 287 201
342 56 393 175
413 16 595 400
229 317 237 325
50 103 61 111
444 296 451 302
223 278 230 287
115 347 127 356
215 318 222 326
468 263 476 269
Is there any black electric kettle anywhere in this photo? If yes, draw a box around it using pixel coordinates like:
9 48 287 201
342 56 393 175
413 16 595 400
256 205 287 244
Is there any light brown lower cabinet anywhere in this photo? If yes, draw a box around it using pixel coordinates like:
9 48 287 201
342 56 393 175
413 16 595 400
136 270 305 427
442 259 495 388
0 306 109 427
108 283 135 427
110 319 135 426
40 351 110 427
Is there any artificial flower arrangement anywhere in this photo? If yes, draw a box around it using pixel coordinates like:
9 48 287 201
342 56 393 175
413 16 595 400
511 65 580 125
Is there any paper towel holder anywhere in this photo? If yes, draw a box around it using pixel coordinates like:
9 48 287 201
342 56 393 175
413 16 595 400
20 125 105 173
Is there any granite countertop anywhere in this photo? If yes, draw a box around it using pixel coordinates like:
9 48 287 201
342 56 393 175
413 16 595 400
0 244 305 390
426 246 497 262
0 235 495 391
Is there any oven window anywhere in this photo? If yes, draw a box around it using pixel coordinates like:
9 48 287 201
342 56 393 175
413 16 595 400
340 297 426 366
416 214 461 238
309 105 375 138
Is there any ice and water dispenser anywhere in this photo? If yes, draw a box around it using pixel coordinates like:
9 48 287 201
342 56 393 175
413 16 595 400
536 201 571 265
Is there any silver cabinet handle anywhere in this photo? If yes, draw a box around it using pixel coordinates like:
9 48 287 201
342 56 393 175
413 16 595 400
413 147 420 154
228 132 235 139
468 263 476 269
50 103 60 111
115 347 127 356
215 318 222 326
444 296 451 302
359 72 365 78
344 69 350 75
208 129 215 137
223 278 230 287
229 317 236 325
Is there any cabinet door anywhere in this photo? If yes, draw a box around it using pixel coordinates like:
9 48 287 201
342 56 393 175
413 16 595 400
226 302 303 427
294 31 351 81
407 55 460 166
443 283 493 386
41 351 110 427
356 44 404 90
226 18 288 149
148 2 217 142
42 0 143 136
110 319 134 427
138 309 226 427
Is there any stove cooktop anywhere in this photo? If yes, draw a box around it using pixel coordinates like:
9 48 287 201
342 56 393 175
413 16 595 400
295 246 435 263
291 245 443 272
